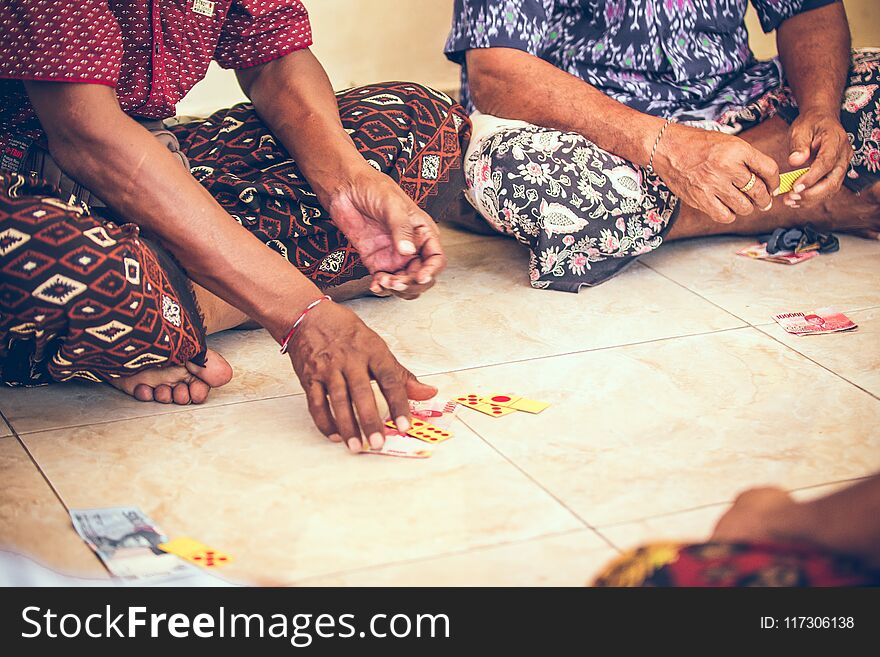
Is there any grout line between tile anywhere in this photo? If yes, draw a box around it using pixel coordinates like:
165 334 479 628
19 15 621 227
15 390 306 438
593 474 877 532
641 261 880 400
12 325 751 438
454 411 620 553
751 303 880 327
3 407 76 527
752 324 880 402
414 324 751 380
287 527 607 585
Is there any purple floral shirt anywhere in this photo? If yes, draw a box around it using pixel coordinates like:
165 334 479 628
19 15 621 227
445 0 838 121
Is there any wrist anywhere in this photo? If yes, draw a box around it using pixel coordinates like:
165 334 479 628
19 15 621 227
279 294 334 354
306 146 376 208
258 285 325 344
795 103 840 122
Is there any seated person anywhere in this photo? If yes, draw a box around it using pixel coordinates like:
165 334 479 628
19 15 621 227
445 0 879 291
595 474 880 587
0 1 471 453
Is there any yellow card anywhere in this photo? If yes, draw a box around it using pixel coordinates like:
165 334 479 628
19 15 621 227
407 418 454 443
509 398 550 414
158 536 204 558
776 167 809 194
480 393 522 407
159 537 233 568
472 402 517 417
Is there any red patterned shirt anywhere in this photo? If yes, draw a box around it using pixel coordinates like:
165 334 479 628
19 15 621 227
0 0 312 170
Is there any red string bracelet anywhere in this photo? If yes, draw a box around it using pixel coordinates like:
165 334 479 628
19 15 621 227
279 295 332 354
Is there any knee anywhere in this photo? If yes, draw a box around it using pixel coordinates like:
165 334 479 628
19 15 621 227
366 81 470 139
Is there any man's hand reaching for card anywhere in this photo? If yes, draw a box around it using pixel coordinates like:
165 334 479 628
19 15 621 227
288 300 438 453
328 167 446 300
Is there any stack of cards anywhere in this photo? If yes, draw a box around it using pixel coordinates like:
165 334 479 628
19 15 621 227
772 309 858 336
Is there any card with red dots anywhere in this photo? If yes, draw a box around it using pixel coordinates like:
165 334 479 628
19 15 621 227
455 394 517 417
158 537 232 568
385 418 454 443
479 393 522 407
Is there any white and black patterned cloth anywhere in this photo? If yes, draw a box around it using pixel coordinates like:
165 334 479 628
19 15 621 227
464 50 880 291
446 0 837 121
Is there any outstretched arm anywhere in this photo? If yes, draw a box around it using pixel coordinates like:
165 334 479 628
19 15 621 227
237 49 445 299
713 475 880 569
776 1 852 205
25 82 432 452
465 47 779 224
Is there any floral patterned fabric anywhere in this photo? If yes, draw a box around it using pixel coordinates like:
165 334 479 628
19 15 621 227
593 541 880 587
464 49 880 290
466 123 679 290
446 0 838 120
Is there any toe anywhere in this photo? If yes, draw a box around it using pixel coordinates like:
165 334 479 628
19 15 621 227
133 384 155 402
186 348 233 388
172 382 191 405
154 384 173 404
188 379 211 404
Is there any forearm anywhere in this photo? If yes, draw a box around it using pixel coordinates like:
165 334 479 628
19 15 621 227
238 49 371 208
775 476 880 568
466 47 665 167
777 2 851 115
26 82 318 341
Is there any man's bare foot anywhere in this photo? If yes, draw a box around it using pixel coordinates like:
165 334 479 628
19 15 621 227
109 348 233 405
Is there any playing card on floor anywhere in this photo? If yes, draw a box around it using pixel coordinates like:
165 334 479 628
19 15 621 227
772 309 858 335
409 398 459 429
736 243 818 265
364 433 433 459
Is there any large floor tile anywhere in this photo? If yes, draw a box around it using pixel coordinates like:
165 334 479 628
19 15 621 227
299 530 617 587
434 328 880 527
0 327 300 435
349 239 744 375
0 439 109 579
599 505 727 552
22 394 582 585
641 235 880 324
758 307 880 398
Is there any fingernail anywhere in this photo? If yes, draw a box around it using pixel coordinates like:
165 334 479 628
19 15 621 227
417 274 433 285
761 201 772 212
398 240 416 255
789 193 801 201
368 432 384 449
794 184 805 193
329 433 342 443
390 281 408 292
395 415 410 432
347 437 362 453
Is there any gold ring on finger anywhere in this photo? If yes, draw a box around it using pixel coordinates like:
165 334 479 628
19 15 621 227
738 172 757 193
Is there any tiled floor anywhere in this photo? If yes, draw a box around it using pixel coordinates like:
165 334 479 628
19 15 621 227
1 226 878 586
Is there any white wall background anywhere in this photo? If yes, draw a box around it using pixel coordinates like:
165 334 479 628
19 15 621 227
177 0 880 117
